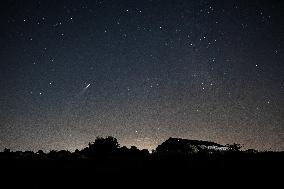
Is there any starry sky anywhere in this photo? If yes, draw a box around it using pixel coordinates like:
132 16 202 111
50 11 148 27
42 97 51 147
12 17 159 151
0 0 283 152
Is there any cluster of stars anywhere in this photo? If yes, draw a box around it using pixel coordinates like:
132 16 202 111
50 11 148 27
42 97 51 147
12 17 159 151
0 0 283 151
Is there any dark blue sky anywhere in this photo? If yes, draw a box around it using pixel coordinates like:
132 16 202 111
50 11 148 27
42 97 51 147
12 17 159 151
0 0 283 151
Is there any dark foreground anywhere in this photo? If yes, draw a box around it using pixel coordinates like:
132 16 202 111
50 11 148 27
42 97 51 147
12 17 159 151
1 137 283 187
1 152 283 187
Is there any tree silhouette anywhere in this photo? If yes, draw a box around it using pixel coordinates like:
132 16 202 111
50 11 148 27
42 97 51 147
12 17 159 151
3 148 10 153
81 136 119 157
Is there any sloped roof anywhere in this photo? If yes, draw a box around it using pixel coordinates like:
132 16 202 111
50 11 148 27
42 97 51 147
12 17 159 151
160 137 225 147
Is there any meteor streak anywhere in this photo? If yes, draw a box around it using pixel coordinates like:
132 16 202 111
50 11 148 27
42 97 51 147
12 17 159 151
75 83 91 98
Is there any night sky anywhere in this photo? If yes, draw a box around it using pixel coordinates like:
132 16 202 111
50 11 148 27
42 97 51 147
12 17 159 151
0 0 283 152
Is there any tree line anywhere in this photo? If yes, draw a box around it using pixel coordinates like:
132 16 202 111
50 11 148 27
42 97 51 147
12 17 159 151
0 136 279 160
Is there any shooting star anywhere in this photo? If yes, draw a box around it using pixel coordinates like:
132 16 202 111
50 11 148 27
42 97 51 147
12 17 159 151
62 83 92 127
85 83 91 89
76 83 91 98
